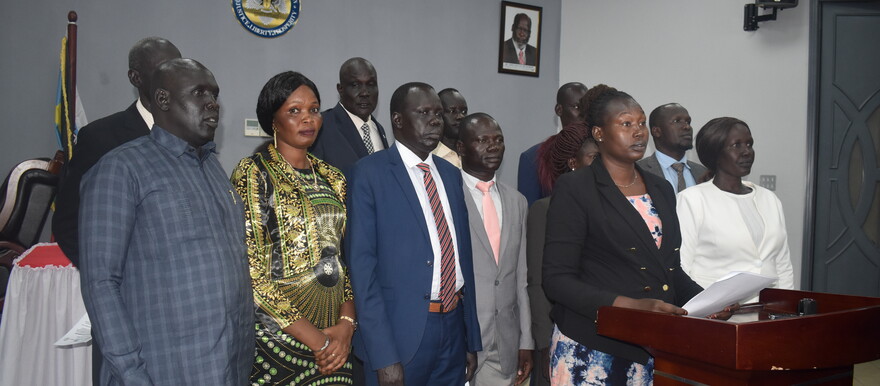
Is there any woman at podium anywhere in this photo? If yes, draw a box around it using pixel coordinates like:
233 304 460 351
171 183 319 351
542 84 706 385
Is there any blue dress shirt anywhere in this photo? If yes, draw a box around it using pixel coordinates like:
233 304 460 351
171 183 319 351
655 151 697 194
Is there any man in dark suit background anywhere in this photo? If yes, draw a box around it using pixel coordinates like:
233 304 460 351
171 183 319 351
502 13 537 66
53 36 181 267
517 82 587 206
309 57 389 175
637 103 708 193
346 82 481 386
51 36 180 386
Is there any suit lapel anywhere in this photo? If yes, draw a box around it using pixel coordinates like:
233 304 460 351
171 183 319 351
594 160 665 263
332 104 370 159
123 102 150 136
462 184 494 265
374 120 390 149
497 183 515 269
388 146 432 245
642 166 679 259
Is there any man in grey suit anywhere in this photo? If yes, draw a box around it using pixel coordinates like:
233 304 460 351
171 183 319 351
457 113 533 385
638 103 708 193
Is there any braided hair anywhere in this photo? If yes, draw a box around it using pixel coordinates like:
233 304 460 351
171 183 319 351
536 122 590 194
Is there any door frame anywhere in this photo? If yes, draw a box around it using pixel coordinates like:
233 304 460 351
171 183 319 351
802 0 879 290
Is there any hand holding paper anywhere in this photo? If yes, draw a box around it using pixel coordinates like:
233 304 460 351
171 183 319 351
683 272 777 318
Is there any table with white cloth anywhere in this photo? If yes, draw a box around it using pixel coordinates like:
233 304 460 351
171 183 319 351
0 243 91 386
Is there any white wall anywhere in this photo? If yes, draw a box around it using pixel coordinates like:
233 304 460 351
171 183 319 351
560 0 810 288
0 0 563 187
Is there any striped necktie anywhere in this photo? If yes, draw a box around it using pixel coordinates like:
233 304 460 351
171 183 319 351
416 162 457 311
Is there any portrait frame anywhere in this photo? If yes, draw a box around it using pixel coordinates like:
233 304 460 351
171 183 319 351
498 1 542 77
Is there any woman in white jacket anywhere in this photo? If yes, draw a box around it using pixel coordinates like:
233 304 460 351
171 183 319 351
677 117 794 301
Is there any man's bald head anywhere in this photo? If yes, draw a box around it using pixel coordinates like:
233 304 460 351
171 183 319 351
127 37 181 107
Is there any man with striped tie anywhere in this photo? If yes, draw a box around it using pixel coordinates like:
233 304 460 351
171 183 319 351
346 82 482 386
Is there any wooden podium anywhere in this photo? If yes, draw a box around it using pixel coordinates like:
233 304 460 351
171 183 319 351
596 289 880 385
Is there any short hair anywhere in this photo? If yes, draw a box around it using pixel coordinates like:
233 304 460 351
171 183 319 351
580 84 636 131
695 117 750 177
458 112 497 142
128 37 178 72
556 82 588 105
150 58 209 97
338 57 376 82
389 82 434 120
536 122 590 194
255 71 321 136
438 88 459 99
512 13 531 29
649 103 680 129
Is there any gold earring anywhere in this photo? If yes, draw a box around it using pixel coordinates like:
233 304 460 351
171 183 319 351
272 125 278 147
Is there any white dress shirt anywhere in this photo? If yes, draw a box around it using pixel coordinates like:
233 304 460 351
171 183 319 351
396 143 464 299
342 105 385 152
135 98 155 130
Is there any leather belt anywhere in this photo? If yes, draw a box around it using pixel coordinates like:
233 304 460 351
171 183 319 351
428 292 462 313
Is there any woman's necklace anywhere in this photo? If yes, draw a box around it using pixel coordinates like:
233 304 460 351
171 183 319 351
615 170 639 189
282 155 319 189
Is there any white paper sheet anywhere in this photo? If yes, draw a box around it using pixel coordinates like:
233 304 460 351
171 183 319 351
54 313 91 347
682 271 777 317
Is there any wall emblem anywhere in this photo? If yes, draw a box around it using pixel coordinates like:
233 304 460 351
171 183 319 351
232 0 300 38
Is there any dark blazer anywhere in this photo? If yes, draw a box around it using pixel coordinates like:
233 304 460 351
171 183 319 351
52 102 149 265
637 152 709 188
309 103 389 175
517 143 545 207
346 145 482 370
525 197 552 351
502 39 537 66
542 157 702 364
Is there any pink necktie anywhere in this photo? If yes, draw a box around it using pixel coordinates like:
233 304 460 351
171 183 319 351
476 181 501 264
518 50 525 65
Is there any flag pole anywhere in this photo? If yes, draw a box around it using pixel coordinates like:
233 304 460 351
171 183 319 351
66 11 77 150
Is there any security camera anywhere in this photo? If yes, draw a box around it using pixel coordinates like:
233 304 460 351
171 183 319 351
744 0 798 31
755 0 798 9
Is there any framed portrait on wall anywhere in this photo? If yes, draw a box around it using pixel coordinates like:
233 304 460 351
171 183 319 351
498 1 542 77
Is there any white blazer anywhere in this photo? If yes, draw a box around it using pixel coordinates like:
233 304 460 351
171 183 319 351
677 180 794 299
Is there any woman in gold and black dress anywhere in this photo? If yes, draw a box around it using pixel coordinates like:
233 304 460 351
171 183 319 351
231 71 355 385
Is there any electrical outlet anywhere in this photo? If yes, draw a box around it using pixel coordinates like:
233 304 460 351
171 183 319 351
759 175 776 191
244 119 269 137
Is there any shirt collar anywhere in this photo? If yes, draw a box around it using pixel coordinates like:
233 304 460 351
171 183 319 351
151 125 217 160
136 98 155 130
397 142 435 170
461 170 496 192
340 103 372 129
655 150 689 169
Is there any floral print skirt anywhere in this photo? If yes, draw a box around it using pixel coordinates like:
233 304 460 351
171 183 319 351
549 325 653 385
